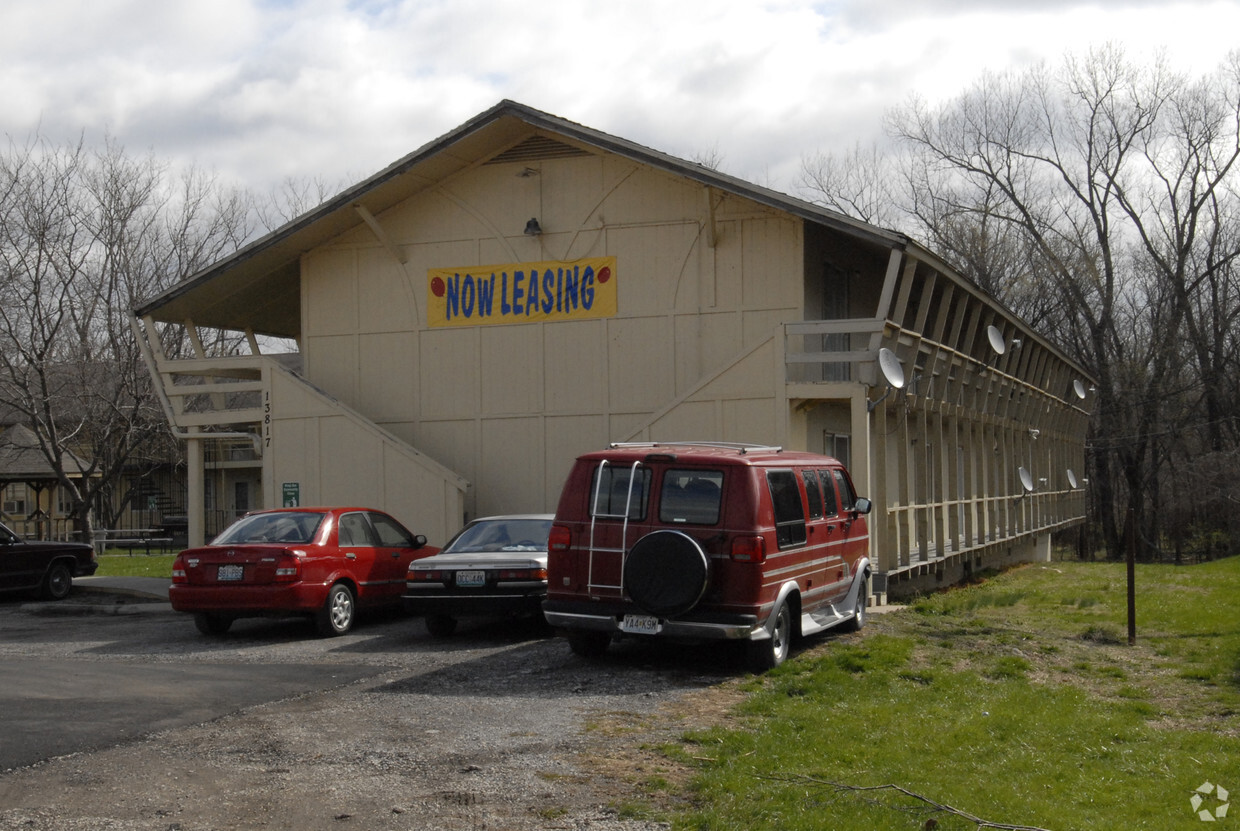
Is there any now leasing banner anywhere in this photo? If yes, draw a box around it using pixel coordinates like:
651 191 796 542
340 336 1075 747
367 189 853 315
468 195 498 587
427 257 617 328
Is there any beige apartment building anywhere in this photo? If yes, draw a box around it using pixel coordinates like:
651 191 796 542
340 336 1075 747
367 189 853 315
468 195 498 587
132 101 1092 598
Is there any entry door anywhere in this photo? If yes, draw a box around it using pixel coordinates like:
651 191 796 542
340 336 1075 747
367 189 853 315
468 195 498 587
822 264 851 382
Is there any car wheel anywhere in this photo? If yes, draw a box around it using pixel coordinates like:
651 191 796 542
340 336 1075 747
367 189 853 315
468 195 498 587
40 562 73 600
623 530 709 617
567 630 611 659
842 581 867 632
194 612 234 635
425 614 457 637
315 583 355 636
747 599 792 672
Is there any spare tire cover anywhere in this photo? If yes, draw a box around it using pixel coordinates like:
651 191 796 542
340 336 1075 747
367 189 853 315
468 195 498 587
623 530 710 617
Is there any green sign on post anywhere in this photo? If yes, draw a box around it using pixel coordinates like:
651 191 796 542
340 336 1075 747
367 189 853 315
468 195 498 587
282 483 300 507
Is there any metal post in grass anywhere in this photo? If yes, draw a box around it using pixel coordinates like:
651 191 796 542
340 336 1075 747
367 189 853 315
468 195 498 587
1127 508 1137 645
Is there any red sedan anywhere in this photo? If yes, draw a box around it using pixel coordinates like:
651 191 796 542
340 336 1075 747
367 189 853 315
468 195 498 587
171 507 436 637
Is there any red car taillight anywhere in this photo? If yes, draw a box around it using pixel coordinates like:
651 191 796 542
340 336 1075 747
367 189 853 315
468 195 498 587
730 534 766 563
171 556 188 584
273 552 301 582
548 525 572 553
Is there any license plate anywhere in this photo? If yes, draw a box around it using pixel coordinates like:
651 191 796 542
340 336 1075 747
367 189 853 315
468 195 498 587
455 570 486 587
217 564 244 581
621 614 662 634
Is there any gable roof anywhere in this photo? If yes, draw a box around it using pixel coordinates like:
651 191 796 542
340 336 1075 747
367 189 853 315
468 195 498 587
0 424 91 483
133 100 911 339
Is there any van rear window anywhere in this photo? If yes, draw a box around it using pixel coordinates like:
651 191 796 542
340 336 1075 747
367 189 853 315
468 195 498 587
660 470 723 524
590 464 651 520
767 470 807 547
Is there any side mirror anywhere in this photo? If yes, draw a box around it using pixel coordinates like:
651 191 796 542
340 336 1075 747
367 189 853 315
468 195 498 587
852 497 872 515
412 534 428 549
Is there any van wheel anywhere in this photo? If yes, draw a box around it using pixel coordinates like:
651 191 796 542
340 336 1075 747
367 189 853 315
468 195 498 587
624 530 709 617
748 600 792 672
843 584 867 632
567 630 611 659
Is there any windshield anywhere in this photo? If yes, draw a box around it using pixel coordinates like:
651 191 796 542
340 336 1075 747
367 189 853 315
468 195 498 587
444 518 552 554
213 512 325 545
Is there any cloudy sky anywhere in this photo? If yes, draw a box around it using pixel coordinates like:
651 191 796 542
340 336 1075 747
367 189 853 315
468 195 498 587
3 0 1238 197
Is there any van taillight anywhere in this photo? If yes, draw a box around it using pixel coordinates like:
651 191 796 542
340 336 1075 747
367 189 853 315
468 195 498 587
549 525 572 552
730 535 766 563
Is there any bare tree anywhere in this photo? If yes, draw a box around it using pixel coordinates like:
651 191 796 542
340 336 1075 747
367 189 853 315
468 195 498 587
798 141 902 229
0 135 251 540
886 46 1240 558
253 175 343 232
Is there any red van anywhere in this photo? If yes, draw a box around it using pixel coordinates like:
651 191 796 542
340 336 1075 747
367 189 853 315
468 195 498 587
543 442 871 670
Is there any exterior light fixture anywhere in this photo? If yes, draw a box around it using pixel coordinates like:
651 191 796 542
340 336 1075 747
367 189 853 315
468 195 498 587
524 218 542 236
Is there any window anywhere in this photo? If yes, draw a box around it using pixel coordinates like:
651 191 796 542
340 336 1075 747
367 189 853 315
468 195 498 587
3 484 26 517
767 470 806 547
817 470 839 516
338 512 376 547
823 432 851 468
214 511 324 545
56 486 74 516
833 468 858 512
660 470 723 525
369 512 414 547
803 470 824 519
590 464 651 520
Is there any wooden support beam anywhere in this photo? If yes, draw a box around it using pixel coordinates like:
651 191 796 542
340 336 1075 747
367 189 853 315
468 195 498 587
354 203 407 265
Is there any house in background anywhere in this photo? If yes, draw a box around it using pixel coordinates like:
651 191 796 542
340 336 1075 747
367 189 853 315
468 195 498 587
0 419 183 544
132 100 1092 598
0 423 92 539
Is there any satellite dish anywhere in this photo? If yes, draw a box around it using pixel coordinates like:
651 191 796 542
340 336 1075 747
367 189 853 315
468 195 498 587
1073 379 1087 400
1066 469 1079 489
1018 466 1034 493
878 347 906 389
987 325 1006 355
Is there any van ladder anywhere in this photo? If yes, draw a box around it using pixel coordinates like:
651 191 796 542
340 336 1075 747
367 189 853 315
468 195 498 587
586 459 644 595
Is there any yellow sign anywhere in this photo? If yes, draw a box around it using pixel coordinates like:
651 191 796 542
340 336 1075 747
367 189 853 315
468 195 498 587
428 257 616 328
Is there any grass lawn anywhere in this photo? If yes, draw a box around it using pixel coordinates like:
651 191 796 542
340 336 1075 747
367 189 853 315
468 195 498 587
657 558 1240 830
94 552 176 578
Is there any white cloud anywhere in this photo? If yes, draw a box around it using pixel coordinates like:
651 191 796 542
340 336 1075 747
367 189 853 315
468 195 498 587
1 0 1237 196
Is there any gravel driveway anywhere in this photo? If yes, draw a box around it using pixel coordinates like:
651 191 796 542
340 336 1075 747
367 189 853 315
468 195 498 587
0 591 747 830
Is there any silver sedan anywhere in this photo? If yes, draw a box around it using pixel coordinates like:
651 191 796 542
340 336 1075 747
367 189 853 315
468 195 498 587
403 514 553 637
